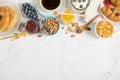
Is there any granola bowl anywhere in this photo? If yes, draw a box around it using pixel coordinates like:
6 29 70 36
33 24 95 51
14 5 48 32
95 19 114 39
39 16 60 35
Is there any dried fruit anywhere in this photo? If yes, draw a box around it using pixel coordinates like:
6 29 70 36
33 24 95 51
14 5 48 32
72 22 78 27
67 27 74 32
12 33 19 40
37 34 42 38
19 30 27 37
71 34 75 38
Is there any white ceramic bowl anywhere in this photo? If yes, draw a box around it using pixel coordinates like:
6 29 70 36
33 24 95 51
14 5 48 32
94 19 114 39
0 1 21 38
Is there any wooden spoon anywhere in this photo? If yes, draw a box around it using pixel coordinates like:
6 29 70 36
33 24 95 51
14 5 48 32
75 15 99 34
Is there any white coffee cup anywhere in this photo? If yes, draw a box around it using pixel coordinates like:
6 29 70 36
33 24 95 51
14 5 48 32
36 0 66 16
39 0 62 11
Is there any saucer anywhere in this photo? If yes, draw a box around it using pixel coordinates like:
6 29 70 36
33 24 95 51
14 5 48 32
35 0 66 16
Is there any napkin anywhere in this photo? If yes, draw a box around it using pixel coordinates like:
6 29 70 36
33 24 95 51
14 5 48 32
84 0 102 22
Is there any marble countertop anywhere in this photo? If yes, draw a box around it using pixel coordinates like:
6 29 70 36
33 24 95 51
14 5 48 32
0 0 120 80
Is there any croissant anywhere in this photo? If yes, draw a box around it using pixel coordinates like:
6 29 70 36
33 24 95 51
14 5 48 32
0 7 10 32
0 6 18 32
5 7 18 31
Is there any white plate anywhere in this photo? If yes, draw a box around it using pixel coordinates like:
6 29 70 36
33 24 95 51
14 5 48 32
0 0 22 38
35 0 66 16
99 1 120 25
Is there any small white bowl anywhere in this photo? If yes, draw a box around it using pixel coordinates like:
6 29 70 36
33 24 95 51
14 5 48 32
94 19 114 39
71 0 90 13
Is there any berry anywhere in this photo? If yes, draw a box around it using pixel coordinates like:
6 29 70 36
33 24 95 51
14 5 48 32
28 6 32 10
25 8 28 12
28 10 31 13
22 4 26 7
76 29 82 33
53 31 57 34
116 13 120 16
36 18 39 21
26 5 29 9
86 27 91 31
33 15 35 17
80 5 83 8
43 26 47 29
22 3 39 21
103 0 112 6
24 10 28 14
111 8 115 11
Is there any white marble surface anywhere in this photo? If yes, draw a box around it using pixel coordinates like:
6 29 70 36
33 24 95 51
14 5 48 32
0 0 120 80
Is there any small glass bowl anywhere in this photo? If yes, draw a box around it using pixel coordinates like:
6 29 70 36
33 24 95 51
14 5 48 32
24 20 39 34
60 9 75 25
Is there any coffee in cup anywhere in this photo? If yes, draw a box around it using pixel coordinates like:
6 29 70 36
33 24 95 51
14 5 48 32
40 0 61 10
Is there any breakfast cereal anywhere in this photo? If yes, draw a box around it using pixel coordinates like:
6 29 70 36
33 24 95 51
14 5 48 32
96 20 114 38
40 17 59 35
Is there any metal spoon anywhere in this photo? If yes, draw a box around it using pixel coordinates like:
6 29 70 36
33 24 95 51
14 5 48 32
0 33 18 40
0 36 12 40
